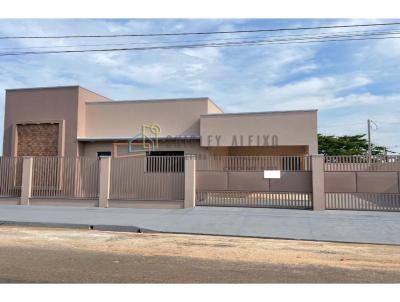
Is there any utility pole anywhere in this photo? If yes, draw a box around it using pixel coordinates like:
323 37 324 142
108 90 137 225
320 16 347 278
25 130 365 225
367 119 378 161
367 119 372 158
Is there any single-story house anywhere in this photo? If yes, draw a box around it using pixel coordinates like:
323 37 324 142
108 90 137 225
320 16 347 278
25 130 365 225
2 85 318 158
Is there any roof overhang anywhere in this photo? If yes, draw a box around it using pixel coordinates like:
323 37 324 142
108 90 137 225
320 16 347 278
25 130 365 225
77 136 201 142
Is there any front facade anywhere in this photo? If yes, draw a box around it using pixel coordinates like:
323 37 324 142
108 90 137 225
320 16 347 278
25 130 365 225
3 86 318 158
2 86 400 212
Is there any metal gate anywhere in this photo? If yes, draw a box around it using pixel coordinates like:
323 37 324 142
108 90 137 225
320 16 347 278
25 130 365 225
324 155 400 211
109 156 184 201
195 156 313 209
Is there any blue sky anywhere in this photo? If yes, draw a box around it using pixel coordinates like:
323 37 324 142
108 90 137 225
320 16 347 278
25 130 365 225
0 19 399 153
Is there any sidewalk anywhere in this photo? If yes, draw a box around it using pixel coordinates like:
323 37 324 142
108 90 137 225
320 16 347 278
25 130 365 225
0 205 399 245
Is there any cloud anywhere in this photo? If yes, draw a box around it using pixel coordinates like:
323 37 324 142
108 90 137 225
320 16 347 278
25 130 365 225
222 73 373 112
181 47 222 62
0 19 399 152
374 38 400 58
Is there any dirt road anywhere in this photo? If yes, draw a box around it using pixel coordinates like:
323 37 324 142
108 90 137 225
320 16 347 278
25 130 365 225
0 226 399 283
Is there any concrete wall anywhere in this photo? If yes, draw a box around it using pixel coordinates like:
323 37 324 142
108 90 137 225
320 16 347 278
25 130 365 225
84 98 217 139
76 87 111 156
200 110 318 154
3 86 318 158
3 86 111 157
3 86 79 157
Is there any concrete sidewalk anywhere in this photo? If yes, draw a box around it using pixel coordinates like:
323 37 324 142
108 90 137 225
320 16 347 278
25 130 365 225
0 205 399 245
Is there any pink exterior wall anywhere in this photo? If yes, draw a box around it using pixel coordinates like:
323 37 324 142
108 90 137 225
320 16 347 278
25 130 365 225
83 98 214 139
3 86 79 157
77 87 111 138
76 87 111 156
200 110 318 154
3 86 111 157
3 86 318 157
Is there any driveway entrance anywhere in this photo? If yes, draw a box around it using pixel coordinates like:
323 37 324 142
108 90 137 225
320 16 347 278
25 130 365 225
196 156 313 209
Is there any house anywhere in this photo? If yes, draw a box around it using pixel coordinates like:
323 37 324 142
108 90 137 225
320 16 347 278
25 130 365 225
2 86 318 158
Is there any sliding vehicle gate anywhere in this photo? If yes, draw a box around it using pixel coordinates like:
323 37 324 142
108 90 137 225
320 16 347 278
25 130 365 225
195 156 313 209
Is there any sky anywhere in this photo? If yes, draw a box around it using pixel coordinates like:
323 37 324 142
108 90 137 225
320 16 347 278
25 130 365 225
0 19 399 153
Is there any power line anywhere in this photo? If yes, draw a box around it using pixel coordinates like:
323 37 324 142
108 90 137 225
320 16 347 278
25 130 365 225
2 28 400 52
1 33 400 57
1 21 400 40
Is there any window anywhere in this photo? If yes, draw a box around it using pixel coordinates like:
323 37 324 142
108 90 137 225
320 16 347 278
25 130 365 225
97 151 112 157
146 151 184 172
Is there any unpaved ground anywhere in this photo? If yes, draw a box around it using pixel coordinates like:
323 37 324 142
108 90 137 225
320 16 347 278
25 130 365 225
0 226 399 283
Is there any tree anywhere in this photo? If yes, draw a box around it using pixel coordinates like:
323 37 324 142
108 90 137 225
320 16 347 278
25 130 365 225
318 134 389 156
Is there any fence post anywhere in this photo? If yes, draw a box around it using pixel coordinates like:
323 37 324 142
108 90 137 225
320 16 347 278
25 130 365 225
99 156 111 208
184 155 196 208
312 155 325 211
20 156 33 206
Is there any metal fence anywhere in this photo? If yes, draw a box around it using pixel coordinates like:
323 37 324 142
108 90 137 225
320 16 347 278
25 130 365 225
324 155 400 212
110 156 184 201
196 191 312 208
31 157 100 199
325 155 400 171
0 157 23 197
2 154 400 212
326 193 400 212
196 155 312 171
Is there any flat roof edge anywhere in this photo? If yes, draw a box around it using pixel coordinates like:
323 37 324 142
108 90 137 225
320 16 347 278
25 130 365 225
5 85 80 92
200 109 318 117
5 85 111 100
85 97 212 105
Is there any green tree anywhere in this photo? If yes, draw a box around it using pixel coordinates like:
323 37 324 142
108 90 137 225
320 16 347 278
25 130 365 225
318 134 389 156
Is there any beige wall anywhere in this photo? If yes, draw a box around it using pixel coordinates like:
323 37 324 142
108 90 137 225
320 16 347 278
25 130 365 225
3 87 79 157
84 98 216 139
3 86 318 158
200 110 318 154
3 86 111 157
76 87 111 138
77 87 111 156
81 140 209 157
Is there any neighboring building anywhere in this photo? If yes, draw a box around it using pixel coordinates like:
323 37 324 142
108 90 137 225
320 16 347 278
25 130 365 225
2 86 318 158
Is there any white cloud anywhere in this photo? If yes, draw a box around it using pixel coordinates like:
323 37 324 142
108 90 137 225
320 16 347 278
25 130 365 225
181 47 222 62
0 19 399 152
222 74 373 111
374 38 400 58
